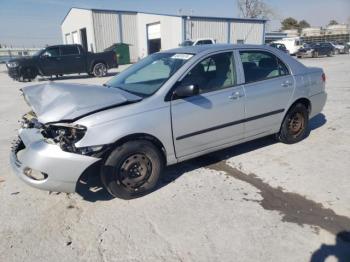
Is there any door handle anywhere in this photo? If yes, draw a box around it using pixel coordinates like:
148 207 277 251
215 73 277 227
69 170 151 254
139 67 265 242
229 91 243 100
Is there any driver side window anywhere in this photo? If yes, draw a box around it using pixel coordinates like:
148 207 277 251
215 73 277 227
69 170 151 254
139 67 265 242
42 47 60 57
181 52 237 94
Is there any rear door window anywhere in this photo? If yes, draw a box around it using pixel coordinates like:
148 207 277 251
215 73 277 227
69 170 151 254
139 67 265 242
239 51 290 83
61 45 80 56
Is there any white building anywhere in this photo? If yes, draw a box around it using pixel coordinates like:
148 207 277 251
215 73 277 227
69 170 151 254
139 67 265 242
325 24 349 35
282 29 299 38
61 8 267 62
0 47 42 57
301 27 322 37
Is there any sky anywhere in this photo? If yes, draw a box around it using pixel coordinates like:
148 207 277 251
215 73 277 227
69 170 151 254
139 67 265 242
0 0 349 47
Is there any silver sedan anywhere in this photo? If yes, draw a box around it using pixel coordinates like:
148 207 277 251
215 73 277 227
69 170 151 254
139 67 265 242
11 44 327 199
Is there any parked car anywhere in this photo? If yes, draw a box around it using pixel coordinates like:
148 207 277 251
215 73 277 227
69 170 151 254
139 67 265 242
297 42 333 58
11 44 327 199
268 43 290 54
272 37 302 55
6 44 118 81
330 42 349 54
179 38 216 46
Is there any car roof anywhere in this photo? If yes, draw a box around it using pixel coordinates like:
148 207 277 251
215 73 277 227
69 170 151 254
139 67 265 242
162 44 269 55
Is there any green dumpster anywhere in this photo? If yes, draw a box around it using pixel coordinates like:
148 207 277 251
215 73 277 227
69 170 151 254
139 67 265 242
105 43 131 65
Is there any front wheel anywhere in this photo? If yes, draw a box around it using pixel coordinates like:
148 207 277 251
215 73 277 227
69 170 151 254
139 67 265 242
276 103 309 144
92 62 107 77
100 140 164 199
20 67 37 82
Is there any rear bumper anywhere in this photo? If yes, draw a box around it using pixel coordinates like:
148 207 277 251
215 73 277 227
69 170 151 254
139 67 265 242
310 92 327 118
10 128 100 193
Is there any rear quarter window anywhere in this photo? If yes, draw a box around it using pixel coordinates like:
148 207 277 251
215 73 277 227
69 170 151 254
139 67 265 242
61 45 80 56
240 50 290 83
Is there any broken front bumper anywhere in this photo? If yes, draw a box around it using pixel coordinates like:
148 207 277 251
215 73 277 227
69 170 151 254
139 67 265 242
10 128 100 193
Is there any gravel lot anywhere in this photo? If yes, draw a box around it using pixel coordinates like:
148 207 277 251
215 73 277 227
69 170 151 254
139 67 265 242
0 55 349 262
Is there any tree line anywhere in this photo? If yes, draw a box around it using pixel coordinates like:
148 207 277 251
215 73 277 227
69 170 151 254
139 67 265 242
237 0 340 31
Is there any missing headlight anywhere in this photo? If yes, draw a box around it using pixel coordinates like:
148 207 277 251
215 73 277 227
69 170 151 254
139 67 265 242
42 123 87 153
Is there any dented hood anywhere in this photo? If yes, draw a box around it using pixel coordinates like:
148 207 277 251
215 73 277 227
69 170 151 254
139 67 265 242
21 82 142 124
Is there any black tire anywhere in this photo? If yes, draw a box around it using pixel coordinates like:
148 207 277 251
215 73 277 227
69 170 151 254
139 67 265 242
92 62 107 77
20 67 37 81
100 140 164 199
312 51 318 58
276 103 309 144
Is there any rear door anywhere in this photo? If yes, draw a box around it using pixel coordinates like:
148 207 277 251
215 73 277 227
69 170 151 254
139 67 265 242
59 45 85 74
171 51 245 158
239 50 295 137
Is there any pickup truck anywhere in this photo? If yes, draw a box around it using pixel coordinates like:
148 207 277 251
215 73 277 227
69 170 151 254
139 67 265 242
179 38 216 47
6 44 118 81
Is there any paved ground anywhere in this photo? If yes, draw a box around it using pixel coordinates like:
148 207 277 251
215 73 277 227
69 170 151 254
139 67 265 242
0 55 349 262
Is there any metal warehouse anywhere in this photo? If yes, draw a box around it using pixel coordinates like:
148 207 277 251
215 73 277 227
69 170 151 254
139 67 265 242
61 8 266 62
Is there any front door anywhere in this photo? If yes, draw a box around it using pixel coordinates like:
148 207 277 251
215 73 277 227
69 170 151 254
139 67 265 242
239 50 295 137
171 51 245 158
39 46 61 76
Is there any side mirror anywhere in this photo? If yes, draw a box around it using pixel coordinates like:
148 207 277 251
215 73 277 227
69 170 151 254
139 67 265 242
173 84 199 99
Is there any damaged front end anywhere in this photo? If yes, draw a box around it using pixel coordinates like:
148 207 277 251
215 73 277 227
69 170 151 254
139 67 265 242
21 112 105 157
10 112 102 193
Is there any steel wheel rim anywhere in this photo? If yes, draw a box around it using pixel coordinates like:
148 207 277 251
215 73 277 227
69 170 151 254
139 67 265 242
118 153 152 191
288 112 305 137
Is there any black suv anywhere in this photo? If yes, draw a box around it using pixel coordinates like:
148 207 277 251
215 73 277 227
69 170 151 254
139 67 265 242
6 44 118 81
297 42 334 58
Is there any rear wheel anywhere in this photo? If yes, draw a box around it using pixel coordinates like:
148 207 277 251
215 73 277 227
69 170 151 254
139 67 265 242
276 103 309 144
92 62 107 77
100 140 164 199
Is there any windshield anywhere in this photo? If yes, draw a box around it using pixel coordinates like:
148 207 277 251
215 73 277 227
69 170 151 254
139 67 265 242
179 40 194 47
106 52 193 97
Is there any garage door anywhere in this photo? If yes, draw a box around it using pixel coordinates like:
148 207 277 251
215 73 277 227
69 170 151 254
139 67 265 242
147 23 162 54
147 23 161 40
65 33 72 44
72 31 79 44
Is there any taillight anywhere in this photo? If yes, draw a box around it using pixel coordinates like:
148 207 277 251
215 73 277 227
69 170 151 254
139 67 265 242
322 73 326 83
